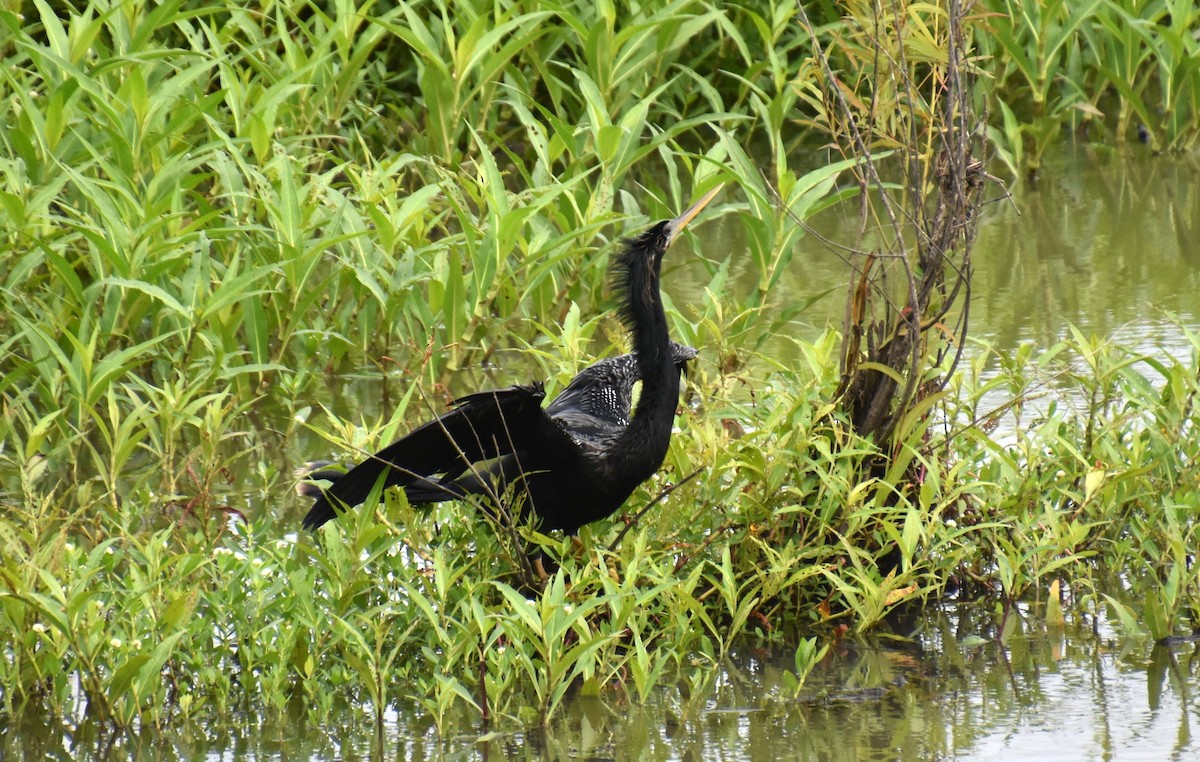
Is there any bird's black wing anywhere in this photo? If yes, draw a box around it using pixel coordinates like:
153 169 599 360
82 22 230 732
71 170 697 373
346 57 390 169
383 344 699 505
303 383 575 529
670 341 700 367
546 342 698 440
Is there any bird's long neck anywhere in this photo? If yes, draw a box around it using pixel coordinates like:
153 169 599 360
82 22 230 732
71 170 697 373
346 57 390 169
608 247 679 478
627 266 674 404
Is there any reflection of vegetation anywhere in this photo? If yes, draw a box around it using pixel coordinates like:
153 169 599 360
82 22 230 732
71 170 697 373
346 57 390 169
969 148 1200 351
2 0 1199 751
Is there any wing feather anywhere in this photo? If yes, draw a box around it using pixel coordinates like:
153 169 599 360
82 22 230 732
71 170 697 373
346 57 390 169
303 384 561 529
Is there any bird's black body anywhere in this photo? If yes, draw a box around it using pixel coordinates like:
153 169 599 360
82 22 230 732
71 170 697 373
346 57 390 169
299 343 698 529
301 187 719 535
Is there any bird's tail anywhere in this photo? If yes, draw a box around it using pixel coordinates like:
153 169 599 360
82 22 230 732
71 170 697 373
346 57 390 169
296 461 467 530
302 496 339 531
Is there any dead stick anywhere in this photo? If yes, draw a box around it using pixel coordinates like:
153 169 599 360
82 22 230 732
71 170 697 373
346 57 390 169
607 467 705 553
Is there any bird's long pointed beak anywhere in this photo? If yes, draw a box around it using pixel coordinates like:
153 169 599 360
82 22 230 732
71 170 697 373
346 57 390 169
665 183 723 245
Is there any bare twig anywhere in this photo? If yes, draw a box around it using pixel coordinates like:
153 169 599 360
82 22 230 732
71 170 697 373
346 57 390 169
607 466 705 553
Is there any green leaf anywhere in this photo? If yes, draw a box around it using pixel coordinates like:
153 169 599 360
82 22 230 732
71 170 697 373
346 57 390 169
100 277 188 317
1101 594 1143 637
242 293 270 365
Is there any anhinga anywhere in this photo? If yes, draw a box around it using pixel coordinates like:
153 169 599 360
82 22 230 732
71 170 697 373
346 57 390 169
301 185 720 535
298 343 697 515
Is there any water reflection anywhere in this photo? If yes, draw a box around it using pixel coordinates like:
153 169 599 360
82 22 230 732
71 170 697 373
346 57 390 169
7 608 1197 762
484 607 1200 762
931 611 1199 762
974 146 1200 352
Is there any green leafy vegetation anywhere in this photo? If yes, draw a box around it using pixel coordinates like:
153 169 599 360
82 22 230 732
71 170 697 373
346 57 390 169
1 0 1198 744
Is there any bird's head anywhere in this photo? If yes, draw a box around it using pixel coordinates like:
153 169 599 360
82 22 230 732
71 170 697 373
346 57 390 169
616 183 723 291
611 183 721 368
662 183 723 251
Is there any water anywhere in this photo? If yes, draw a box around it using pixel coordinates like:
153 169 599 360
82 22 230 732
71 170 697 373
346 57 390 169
670 144 1200 357
7 146 1200 760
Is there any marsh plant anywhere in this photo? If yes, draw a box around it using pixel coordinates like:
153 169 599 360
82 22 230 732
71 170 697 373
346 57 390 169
1 0 1199 742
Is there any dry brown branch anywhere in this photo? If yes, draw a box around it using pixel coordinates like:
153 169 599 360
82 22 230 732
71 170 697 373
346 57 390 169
797 0 996 451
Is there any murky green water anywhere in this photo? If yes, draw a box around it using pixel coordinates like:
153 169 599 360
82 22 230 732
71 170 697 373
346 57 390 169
7 146 1200 760
671 144 1200 357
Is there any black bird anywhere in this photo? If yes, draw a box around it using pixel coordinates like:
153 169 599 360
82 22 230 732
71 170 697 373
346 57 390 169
298 342 698 504
301 185 720 535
